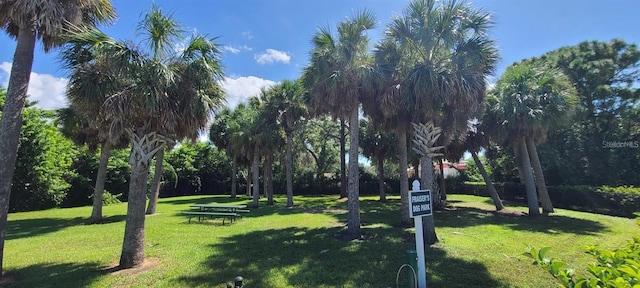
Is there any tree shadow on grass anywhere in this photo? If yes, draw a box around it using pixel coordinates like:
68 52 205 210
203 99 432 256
7 217 84 240
159 195 249 206
436 206 608 235
7 215 126 240
3 262 103 288
171 226 508 288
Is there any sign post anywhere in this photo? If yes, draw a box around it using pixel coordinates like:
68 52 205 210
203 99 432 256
409 179 431 288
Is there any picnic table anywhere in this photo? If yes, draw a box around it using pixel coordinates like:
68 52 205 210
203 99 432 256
183 204 249 224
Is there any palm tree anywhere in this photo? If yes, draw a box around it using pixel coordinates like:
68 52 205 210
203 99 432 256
62 6 224 268
364 37 413 224
209 108 239 198
303 10 376 239
368 0 498 244
263 79 308 207
359 118 396 202
466 120 505 211
0 0 115 275
252 92 283 206
225 101 264 207
55 106 128 222
488 60 577 215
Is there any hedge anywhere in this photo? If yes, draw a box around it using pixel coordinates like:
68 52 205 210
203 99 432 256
452 182 640 218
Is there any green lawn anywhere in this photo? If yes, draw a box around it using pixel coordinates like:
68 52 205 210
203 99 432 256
5 194 639 287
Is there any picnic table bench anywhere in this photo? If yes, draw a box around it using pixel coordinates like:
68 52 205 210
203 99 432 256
182 211 239 225
184 204 250 224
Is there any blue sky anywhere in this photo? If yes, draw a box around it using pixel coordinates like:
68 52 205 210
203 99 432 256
1 0 639 111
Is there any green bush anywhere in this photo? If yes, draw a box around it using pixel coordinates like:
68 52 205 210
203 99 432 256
102 190 122 205
524 236 640 287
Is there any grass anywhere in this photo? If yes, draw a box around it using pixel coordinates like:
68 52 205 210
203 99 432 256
4 194 639 288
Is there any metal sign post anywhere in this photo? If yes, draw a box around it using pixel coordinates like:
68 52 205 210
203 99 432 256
409 179 431 288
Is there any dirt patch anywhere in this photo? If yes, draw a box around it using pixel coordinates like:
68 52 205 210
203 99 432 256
493 209 527 217
103 257 161 277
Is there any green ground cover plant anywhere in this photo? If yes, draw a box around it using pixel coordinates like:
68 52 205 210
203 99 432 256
4 194 638 287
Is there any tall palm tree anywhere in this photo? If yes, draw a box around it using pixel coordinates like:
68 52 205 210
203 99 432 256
488 60 577 215
0 0 115 275
368 0 498 244
465 120 505 211
62 6 224 268
253 92 284 206
263 79 308 207
209 108 239 198
364 37 413 224
225 101 264 207
303 10 376 239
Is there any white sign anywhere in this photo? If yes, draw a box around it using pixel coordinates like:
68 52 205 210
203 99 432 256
409 179 428 288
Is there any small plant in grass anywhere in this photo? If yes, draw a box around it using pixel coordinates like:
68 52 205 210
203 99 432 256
102 190 122 205
524 237 640 287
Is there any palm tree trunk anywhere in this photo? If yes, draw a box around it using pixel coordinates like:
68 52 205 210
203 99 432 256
251 147 260 208
120 132 164 268
526 137 554 214
517 137 540 216
246 166 251 196
119 158 150 268
91 141 112 222
513 145 526 184
231 155 237 198
285 131 294 207
420 155 438 245
471 150 504 211
420 156 438 247
340 118 348 198
397 126 411 224
266 153 274 205
0 21 37 276
146 148 164 215
377 154 386 202
346 108 361 239
262 159 268 199
438 159 447 201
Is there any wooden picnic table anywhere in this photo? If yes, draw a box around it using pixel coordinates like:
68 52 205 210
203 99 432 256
190 204 248 213
183 204 250 224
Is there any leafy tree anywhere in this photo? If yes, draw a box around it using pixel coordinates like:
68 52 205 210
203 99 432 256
297 116 341 181
0 89 76 212
0 0 115 275
538 39 640 186
160 142 230 197
62 5 225 268
303 10 376 239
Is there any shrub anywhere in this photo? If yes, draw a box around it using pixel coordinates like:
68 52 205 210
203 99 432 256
102 190 122 205
524 237 640 287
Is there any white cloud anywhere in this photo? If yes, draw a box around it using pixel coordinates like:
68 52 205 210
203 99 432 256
242 31 254 40
0 62 68 110
254 49 291 65
219 76 276 108
222 45 253 55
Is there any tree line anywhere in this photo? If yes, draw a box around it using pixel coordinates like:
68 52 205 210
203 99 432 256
0 0 637 276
